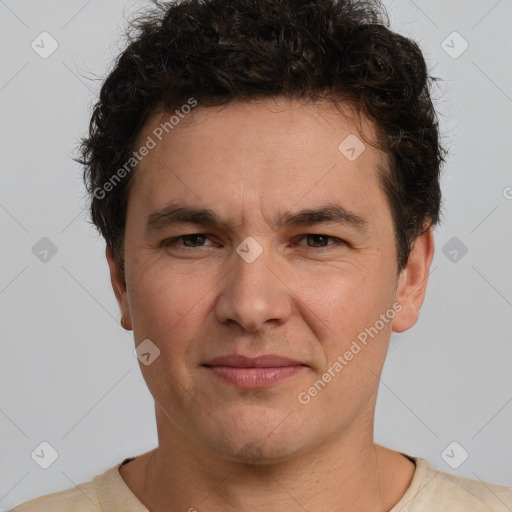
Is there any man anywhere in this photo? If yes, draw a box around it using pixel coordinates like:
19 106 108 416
13 0 512 510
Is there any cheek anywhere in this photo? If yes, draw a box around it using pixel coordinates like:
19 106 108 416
300 262 391 339
127 266 214 402
127 263 213 350
300 269 396 413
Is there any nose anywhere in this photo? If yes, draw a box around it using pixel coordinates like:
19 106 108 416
214 241 293 332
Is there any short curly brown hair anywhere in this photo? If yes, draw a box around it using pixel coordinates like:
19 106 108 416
77 0 446 275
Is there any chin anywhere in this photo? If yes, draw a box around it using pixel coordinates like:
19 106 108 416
197 409 313 465
215 436 301 465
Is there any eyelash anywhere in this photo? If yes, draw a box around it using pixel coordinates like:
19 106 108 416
161 234 347 250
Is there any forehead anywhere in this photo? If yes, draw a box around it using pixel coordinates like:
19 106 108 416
127 97 390 229
139 97 381 151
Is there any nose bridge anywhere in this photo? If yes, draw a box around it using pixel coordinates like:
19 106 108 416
215 237 292 331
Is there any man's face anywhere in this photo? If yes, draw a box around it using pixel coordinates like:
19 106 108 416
109 97 422 464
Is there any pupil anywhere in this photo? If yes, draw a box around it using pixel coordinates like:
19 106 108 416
309 235 327 247
184 234 204 247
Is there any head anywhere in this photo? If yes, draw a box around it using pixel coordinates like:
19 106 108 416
78 0 445 464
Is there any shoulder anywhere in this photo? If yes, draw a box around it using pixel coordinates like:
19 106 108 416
394 456 512 511
10 464 117 512
10 481 101 512
430 468 512 510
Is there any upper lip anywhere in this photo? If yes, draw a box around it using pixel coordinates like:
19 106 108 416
203 354 305 368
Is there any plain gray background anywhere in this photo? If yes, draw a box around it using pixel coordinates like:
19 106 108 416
1 0 511 509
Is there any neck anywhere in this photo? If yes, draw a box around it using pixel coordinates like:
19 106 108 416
123 408 415 512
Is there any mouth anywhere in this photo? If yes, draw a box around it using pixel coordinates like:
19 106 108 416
202 354 307 389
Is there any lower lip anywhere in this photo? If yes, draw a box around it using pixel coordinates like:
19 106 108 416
206 366 305 389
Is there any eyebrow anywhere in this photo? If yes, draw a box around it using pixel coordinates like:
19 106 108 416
145 202 369 235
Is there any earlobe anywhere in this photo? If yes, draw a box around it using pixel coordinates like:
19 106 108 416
106 245 133 330
391 227 435 334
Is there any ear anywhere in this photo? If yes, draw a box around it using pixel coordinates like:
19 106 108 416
391 226 435 333
106 245 132 330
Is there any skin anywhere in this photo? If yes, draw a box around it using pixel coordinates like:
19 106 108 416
107 96 434 512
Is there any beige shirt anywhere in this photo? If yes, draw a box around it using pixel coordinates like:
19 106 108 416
11 454 512 511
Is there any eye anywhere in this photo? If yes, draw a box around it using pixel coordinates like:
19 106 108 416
293 234 346 249
161 234 346 250
162 234 215 248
